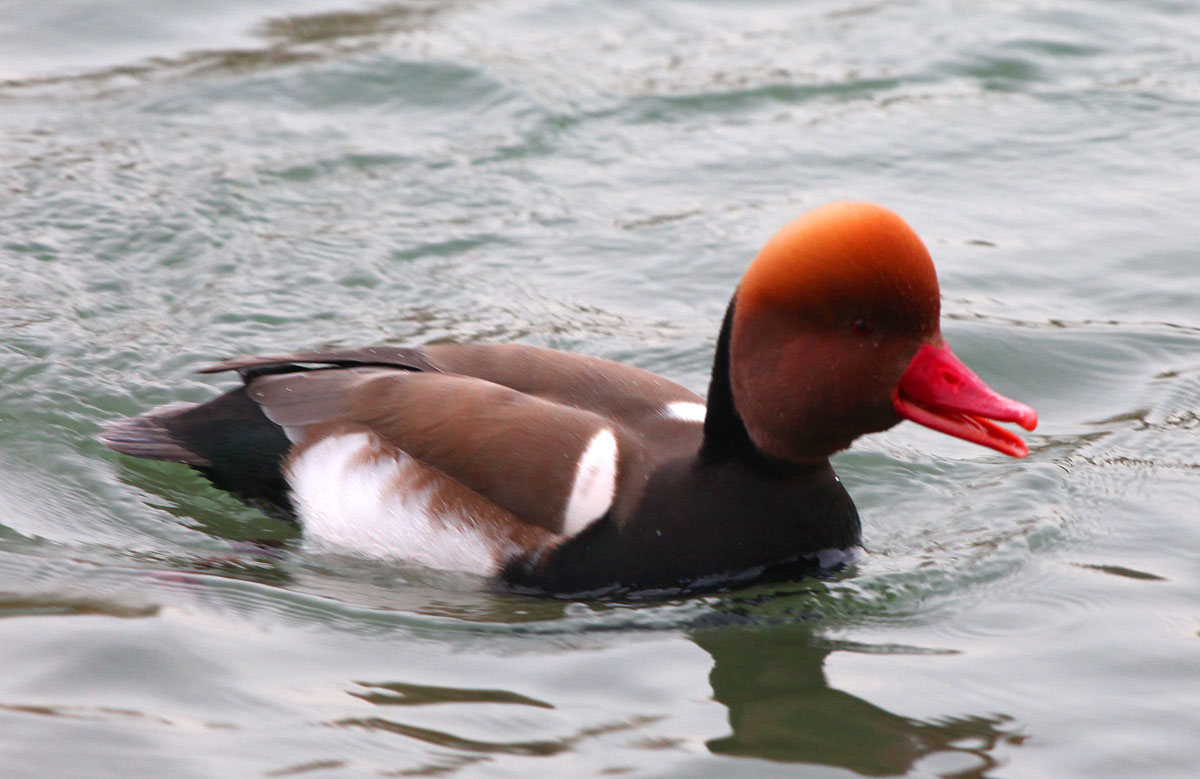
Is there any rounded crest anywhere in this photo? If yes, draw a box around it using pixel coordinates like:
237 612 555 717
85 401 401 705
738 201 939 331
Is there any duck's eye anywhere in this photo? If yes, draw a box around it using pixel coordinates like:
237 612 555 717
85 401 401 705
851 317 874 337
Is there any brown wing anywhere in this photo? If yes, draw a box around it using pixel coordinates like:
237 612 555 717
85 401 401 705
418 343 704 416
203 343 707 533
202 342 704 422
245 367 624 533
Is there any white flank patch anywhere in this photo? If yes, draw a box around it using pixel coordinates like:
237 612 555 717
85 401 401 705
663 401 707 423
561 428 618 536
285 432 500 574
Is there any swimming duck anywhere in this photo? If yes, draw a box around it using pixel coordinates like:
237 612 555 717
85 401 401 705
101 202 1037 594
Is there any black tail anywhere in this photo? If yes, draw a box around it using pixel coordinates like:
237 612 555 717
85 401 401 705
101 389 295 516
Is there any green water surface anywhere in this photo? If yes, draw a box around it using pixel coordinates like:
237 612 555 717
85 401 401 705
2 1 1199 777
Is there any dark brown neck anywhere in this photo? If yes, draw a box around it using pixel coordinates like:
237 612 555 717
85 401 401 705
701 295 824 474
701 294 753 462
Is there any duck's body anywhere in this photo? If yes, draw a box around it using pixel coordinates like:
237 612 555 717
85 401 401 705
101 202 1036 595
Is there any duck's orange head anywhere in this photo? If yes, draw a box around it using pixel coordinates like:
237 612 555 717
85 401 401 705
729 202 1036 463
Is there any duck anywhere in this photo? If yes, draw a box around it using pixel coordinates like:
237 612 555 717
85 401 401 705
100 201 1037 595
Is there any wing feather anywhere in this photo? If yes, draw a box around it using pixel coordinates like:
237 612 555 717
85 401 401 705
197 342 705 534
250 369 619 533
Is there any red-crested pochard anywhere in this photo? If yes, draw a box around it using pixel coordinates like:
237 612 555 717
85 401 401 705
101 202 1037 595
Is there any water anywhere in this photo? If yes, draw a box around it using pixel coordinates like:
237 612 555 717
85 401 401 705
2 0 1199 776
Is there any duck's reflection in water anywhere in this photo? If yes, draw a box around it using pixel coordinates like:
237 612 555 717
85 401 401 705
694 622 1021 776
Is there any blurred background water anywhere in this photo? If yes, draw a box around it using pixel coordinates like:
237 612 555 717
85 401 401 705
2 0 1199 776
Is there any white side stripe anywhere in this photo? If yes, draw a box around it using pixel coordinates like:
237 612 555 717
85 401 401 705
663 401 707 423
561 428 618 536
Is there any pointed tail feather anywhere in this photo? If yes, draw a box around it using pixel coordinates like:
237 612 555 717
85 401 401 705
100 391 295 516
99 402 211 466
